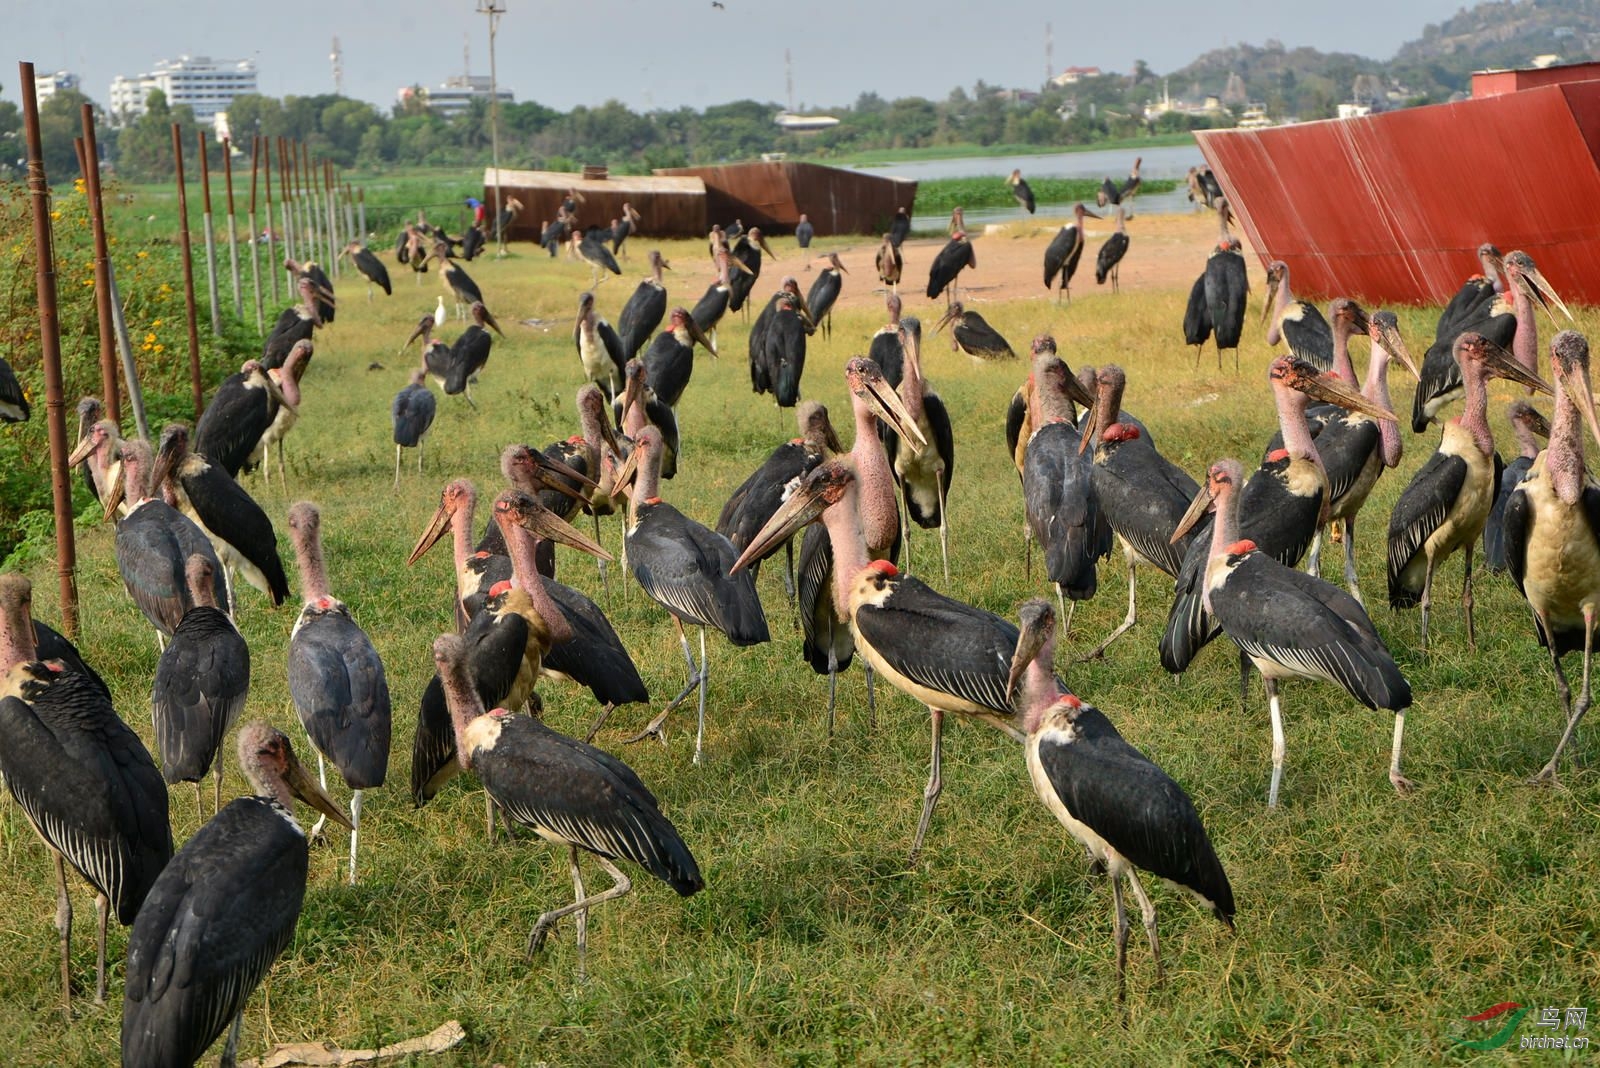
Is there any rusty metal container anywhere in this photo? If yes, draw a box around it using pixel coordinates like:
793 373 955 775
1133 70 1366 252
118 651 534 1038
656 161 916 237
484 168 707 240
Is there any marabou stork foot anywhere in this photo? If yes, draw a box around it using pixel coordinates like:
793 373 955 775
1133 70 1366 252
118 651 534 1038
1389 772 1416 796
308 813 329 843
583 703 618 745
1527 764 1563 788
526 916 557 957
622 670 703 747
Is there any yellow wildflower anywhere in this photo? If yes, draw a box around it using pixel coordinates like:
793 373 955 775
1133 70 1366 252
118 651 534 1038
144 333 157 344
151 318 162 327
153 344 164 353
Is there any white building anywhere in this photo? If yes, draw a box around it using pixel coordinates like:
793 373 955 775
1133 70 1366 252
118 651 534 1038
109 55 258 125
396 75 513 119
33 70 80 103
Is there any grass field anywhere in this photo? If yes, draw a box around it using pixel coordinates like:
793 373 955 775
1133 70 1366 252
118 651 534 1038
3 216 1599 1066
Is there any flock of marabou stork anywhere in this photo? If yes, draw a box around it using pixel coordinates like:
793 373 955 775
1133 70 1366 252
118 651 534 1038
4 162 1600 1063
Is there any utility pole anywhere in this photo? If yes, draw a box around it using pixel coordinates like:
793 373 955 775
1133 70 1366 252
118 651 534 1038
478 0 507 256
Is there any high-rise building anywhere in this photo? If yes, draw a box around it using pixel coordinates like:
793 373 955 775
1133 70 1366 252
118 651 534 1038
395 75 513 119
109 55 258 125
33 70 80 104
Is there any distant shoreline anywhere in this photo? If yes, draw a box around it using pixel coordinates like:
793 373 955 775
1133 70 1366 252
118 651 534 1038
798 132 1198 167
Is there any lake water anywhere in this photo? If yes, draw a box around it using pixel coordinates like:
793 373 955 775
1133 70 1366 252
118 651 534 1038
850 142 1207 231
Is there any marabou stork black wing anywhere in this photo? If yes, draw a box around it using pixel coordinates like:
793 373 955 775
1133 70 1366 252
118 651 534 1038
691 282 730 335
260 309 312 370
1183 273 1212 348
1097 176 1120 207
0 355 27 422
542 578 650 706
477 714 702 894
1412 337 1464 433
447 327 493 393
287 611 391 790
1095 232 1129 284
716 441 815 554
392 383 437 447
1044 227 1077 290
1092 444 1200 578
852 575 1018 716
766 307 808 407
460 227 485 261
806 270 842 324
116 504 229 635
748 296 778 394
888 212 910 249
463 605 533 711
34 620 110 700
1386 450 1468 608
1035 704 1234 921
1159 519 1222 674
443 262 483 305
0 668 171 923
1485 455 1534 572
798 523 853 675
644 334 696 410
1280 305 1334 371
867 330 904 390
1207 251 1248 350
1216 552 1410 710
618 282 666 360
151 607 250 783
194 373 276 477
1013 177 1036 213
953 313 1015 360
627 504 768 645
1005 389 1028 471
121 796 306 1068
181 460 288 604
1023 422 1104 598
926 238 972 300
355 248 392 294
411 674 459 805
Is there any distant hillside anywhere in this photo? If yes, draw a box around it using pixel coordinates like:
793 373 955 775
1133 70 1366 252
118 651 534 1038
1397 0 1600 66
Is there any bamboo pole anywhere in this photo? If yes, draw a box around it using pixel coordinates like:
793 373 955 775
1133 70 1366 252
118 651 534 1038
247 135 264 332
19 62 79 638
357 186 367 241
324 160 339 275
197 130 222 336
343 182 356 251
222 138 243 320
277 136 293 265
78 108 120 424
173 124 204 419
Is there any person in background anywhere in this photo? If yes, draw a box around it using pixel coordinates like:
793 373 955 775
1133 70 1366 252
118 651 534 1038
795 213 814 249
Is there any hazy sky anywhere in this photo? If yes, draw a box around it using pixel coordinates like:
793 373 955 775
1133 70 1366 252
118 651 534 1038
14 0 1472 114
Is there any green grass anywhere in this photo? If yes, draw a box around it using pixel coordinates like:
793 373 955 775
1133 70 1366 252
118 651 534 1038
812 132 1199 166
3 225 1599 1066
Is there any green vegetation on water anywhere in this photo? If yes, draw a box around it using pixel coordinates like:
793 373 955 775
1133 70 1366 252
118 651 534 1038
815 132 1197 167
0 207 1597 1064
913 177 1179 216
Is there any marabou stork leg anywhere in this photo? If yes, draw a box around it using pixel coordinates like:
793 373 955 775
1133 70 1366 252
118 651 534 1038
1123 868 1163 985
1023 521 1033 581
935 468 951 584
1419 556 1437 652
1238 650 1251 716
94 892 108 1004
276 439 287 487
394 444 403 489
1342 516 1364 607
309 750 330 839
1389 711 1414 794
1264 677 1287 807
783 539 796 605
527 855 632 959
1462 545 1477 650
214 762 224 815
1534 605 1596 784
220 1012 244 1068
899 485 915 577
908 708 945 866
623 618 705 751
582 704 617 744
1111 873 1130 1005
692 626 709 765
348 789 363 885
53 852 71 1017
1082 556 1138 662
1306 527 1324 577
865 664 877 729
568 844 589 979
419 438 426 475
463 382 479 411
1216 343 1222 372
825 645 838 739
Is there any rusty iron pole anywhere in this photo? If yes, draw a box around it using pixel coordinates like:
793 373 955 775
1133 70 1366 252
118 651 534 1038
247 135 264 331
19 62 79 637
222 138 243 321
357 185 367 241
277 137 294 265
343 182 356 252
197 130 222 336
264 137 280 302
173 124 204 419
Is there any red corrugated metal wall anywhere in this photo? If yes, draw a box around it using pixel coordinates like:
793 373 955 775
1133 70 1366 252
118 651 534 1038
657 162 915 237
1196 80 1600 305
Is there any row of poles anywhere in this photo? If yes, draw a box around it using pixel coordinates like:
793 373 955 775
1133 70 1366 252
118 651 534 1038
16 60 369 638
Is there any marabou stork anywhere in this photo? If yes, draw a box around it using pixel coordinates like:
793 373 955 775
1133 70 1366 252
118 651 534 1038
1175 459 1414 805
617 249 670 360
497 196 526 244
106 439 231 645
1193 200 1248 369
794 213 814 248
1388 333 1552 649
427 300 503 408
947 206 965 235
339 240 391 300
71 396 106 500
539 217 567 257
1162 357 1395 676
1484 401 1550 572
868 291 907 389
1043 203 1099 305
260 275 320 370
717 400 843 593
643 306 716 409
120 724 349 1068
730 459 1026 863
392 368 437 486
876 234 903 293
1263 261 1333 370
435 253 487 320
460 223 486 262
1024 353 1110 622
254 338 313 486
1504 331 1600 783
1095 203 1130 292
1078 364 1201 660
618 359 680 480
691 246 747 347
151 555 250 815
0 355 27 422
1007 337 1100 578
724 218 745 243
399 224 430 281
573 229 623 288
926 229 976 304
750 277 811 397
150 422 289 611
883 322 955 581
1007 168 1036 213
936 300 1015 361
575 290 627 396
888 206 911 249
1412 248 1570 431
0 573 171 1012
706 223 727 262
612 427 769 762
759 288 811 409
68 416 129 518
806 252 847 340
1013 599 1233 1003
285 502 391 884
284 258 334 324
193 359 292 479
1098 157 1142 206
431 633 702 972
1186 165 1222 209
611 201 641 257
728 227 775 315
